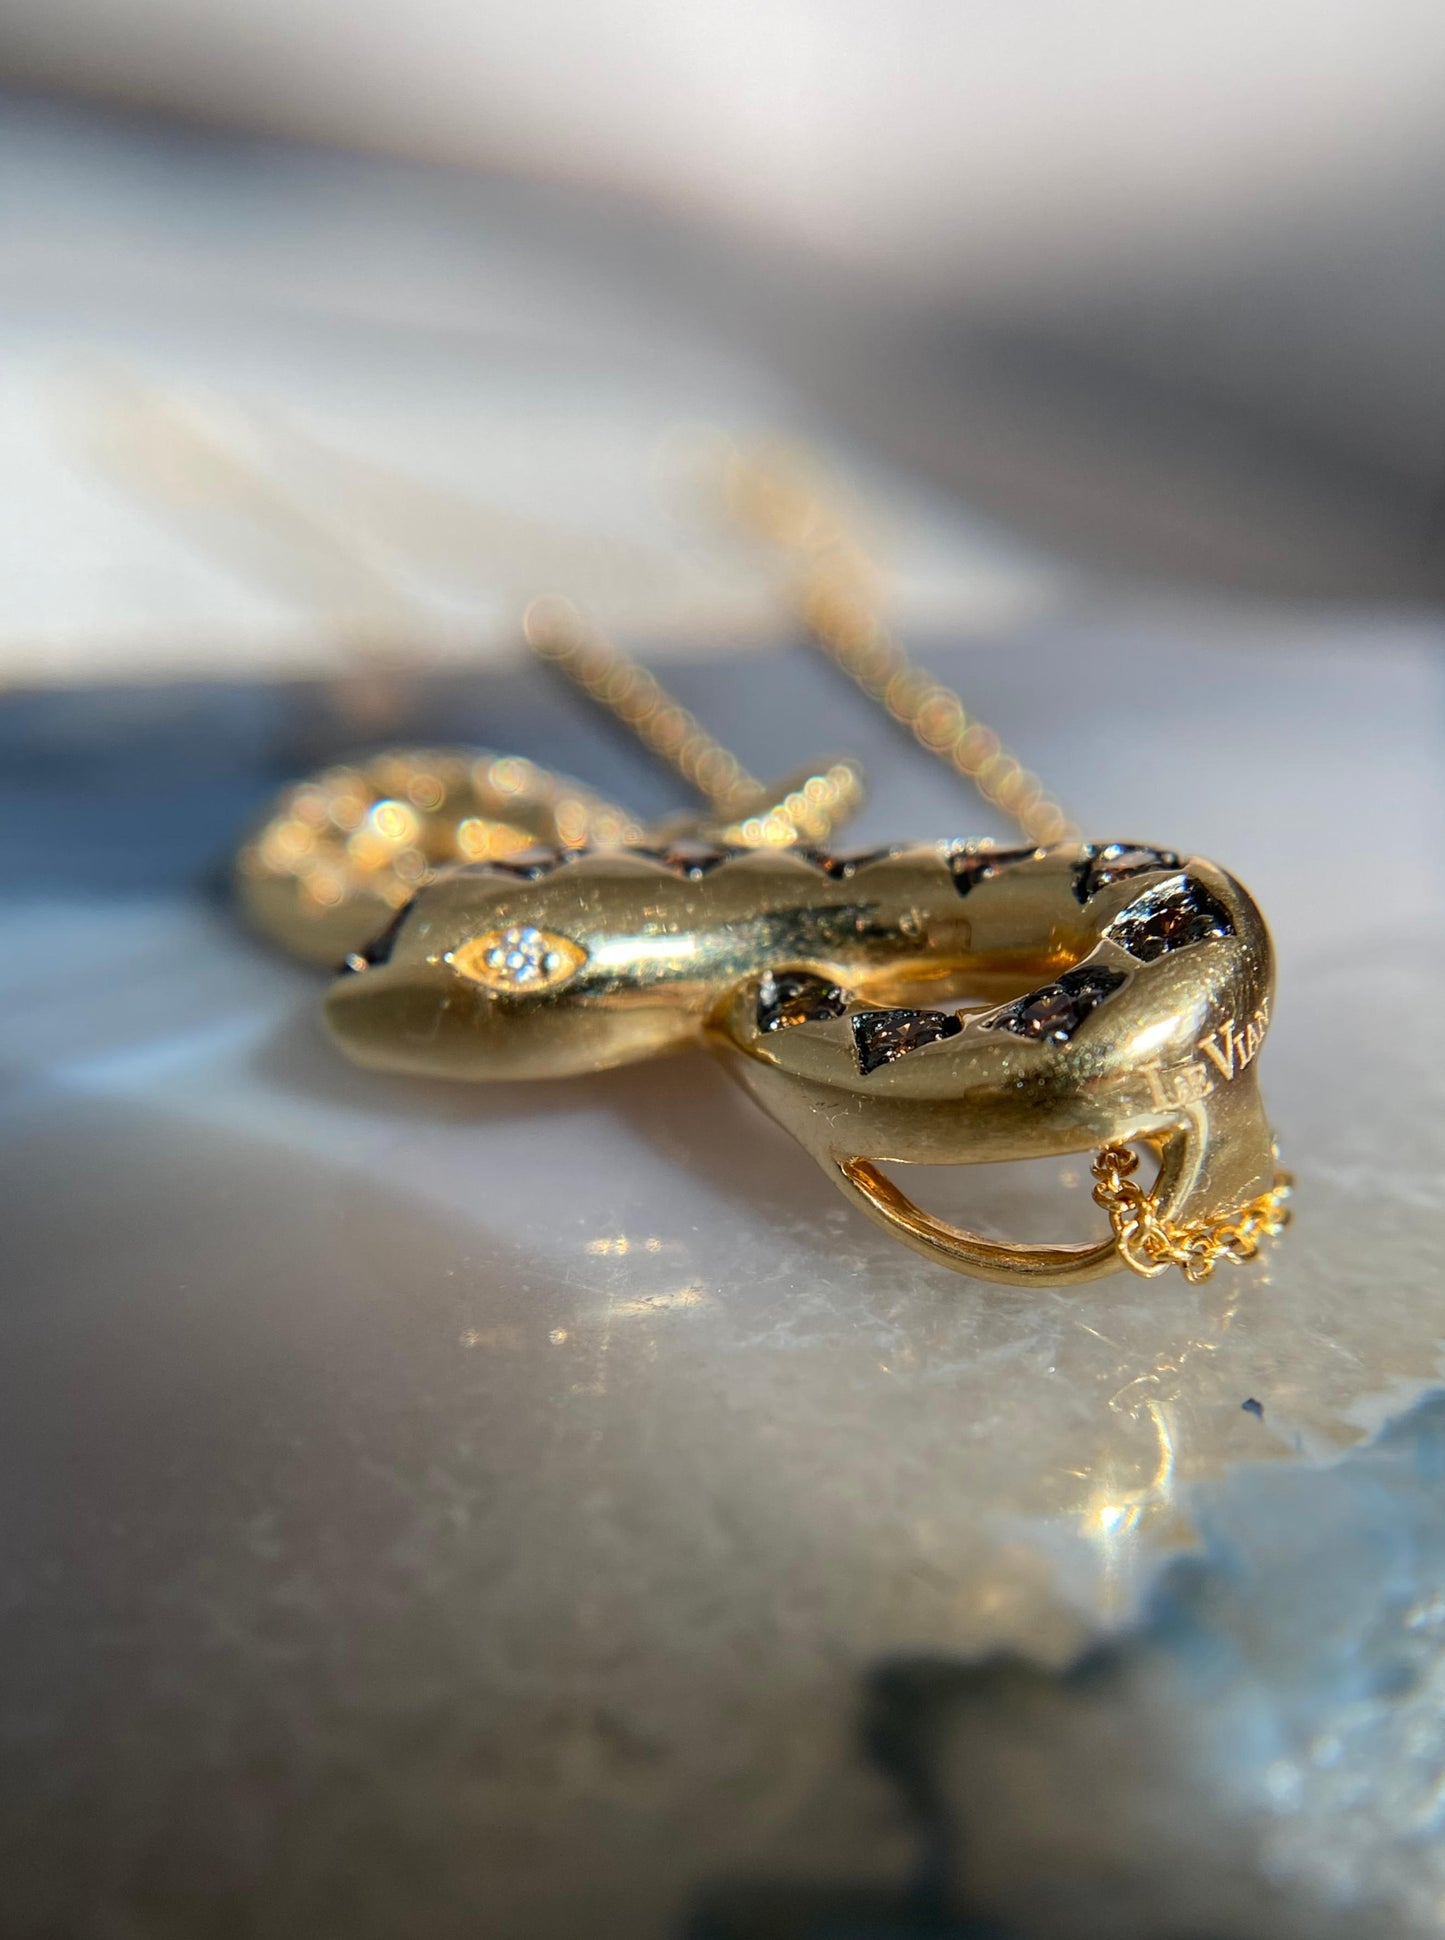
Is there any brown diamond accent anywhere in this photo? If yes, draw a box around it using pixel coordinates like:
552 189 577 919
799 847 899 880
1106 876 1233 962
945 843 1040 897
852 1007 962 1075
659 840 736 877
757 970 852 1033
987 964 1127 1043
1071 843 1181 903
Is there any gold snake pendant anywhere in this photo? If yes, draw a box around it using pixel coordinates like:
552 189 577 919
313 831 1289 1287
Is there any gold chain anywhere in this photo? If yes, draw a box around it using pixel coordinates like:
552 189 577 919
725 451 1076 847
524 595 762 817
521 596 862 846
1091 1146 1292 1284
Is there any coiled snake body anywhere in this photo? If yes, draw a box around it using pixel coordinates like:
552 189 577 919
323 836 1279 1285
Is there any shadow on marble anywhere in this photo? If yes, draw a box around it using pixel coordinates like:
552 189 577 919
689 1392 1445 1939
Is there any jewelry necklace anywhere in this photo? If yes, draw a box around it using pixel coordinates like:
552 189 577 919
246 450 1290 1288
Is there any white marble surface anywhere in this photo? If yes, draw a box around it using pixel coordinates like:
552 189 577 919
912 1394 1445 1939
1 620 1441 1937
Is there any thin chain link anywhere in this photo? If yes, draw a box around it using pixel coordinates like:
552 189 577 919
1092 1146 1293 1284
522 596 863 846
524 596 762 817
725 452 1076 847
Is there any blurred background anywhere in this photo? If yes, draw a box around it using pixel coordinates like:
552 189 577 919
5 0 1445 691
4 10 1445 1940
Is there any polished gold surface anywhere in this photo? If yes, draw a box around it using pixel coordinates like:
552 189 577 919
234 747 643 966
236 744 865 965
323 839 1285 1285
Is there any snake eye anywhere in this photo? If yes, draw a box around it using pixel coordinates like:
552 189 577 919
446 925 586 995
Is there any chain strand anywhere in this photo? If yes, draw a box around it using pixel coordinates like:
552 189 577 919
1091 1146 1292 1284
522 596 863 845
524 596 761 816
725 453 1076 847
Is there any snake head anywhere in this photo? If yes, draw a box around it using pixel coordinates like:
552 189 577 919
322 847 767 1081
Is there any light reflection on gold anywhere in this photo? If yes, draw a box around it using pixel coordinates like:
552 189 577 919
613 1285 705 1316
1126 1016 1180 1061
553 797 592 848
405 770 447 812
458 1325 526 1350
326 791 365 832
586 934 701 975
485 755 535 798
300 865 345 907
1085 1400 1177 1547
368 798 421 845
258 818 314 868
288 784 330 826
454 816 534 862
235 746 642 966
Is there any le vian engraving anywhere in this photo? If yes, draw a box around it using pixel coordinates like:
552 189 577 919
1139 996 1271 1109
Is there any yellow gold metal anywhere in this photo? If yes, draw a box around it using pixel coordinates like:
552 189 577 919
237 743 865 965
235 585 866 978
725 450 1077 847
524 597 867 847
1091 1144 1292 1285
322 839 1286 1286
526 598 757 825
235 747 643 967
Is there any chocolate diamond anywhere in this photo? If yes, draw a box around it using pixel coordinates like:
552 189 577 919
851 1007 962 1075
757 970 851 1034
987 963 1127 1043
1106 875 1233 962
657 839 735 878
1071 843 1181 903
799 847 898 880
945 844 1039 897
339 897 414 974
628 840 732 876
487 847 564 879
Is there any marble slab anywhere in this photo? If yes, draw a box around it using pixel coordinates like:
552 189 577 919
0 622 1440 1936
